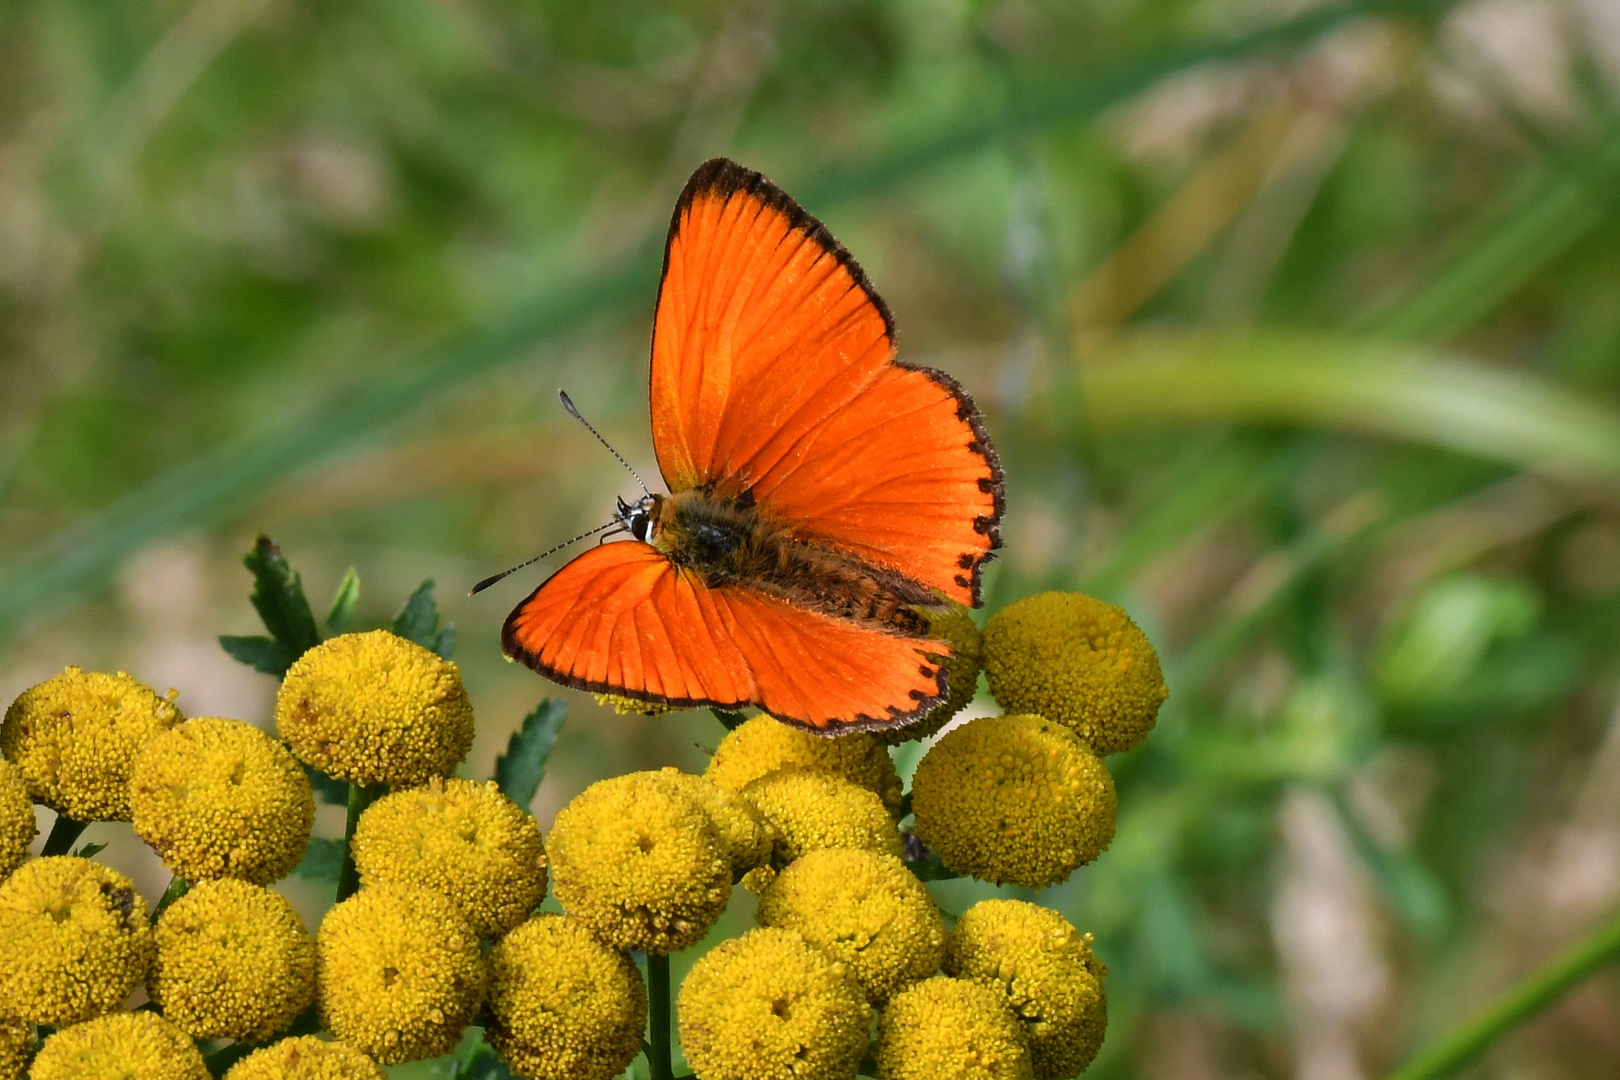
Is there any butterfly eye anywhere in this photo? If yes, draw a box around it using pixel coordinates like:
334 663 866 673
630 512 651 543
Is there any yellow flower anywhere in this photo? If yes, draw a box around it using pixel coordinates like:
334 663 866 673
943 899 1108 1080
316 883 487 1064
276 631 474 787
678 927 871 1080
649 768 773 880
130 717 314 884
593 692 678 715
0 758 34 880
149 878 315 1042
757 848 943 1005
706 714 903 816
547 770 731 954
484 913 647 1080
983 592 1167 756
875 604 984 745
1 667 181 821
876 976 1032 1080
353 778 547 939
30 1011 208 1080
911 715 1115 889
0 1017 27 1080
743 766 903 868
0 856 153 1023
222 1036 388 1080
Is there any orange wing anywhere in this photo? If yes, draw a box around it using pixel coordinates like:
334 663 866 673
503 542 949 732
650 158 1003 605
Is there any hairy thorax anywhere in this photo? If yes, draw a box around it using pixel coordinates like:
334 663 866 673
647 487 939 637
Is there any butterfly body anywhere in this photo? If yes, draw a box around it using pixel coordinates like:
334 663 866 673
501 158 1003 733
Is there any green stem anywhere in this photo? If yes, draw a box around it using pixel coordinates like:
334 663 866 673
150 876 189 924
39 813 87 857
335 783 383 903
648 952 673 1080
1383 907 1620 1080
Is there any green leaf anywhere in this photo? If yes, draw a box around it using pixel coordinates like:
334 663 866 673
294 837 345 881
304 763 349 806
494 699 566 809
325 567 360 635
432 622 457 661
72 841 107 859
234 536 321 675
218 634 292 676
711 708 747 730
392 580 440 647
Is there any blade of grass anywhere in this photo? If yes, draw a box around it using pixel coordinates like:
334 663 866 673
0 0 1455 647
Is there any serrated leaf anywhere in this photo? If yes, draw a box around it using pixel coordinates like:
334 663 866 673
326 567 360 635
72 842 107 859
432 622 456 660
240 536 321 673
494 699 566 809
219 634 294 676
304 763 349 805
295 837 345 881
392 580 441 649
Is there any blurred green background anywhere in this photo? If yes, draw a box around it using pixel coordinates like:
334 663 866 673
4 0 1620 1076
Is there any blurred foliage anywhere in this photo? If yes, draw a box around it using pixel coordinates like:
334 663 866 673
5 0 1620 1077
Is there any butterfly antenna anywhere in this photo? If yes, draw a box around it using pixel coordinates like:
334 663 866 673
559 390 653 498
468 520 619 596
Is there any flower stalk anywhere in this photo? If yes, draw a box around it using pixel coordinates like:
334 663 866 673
335 782 384 903
648 952 673 1080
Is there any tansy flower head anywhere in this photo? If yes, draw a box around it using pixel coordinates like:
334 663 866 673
911 715 1115 889
0 1017 27 1080
0 856 153 1023
130 717 314 884
485 913 647 1080
876 604 984 746
1 667 181 821
757 848 944 1005
876 976 1033 1080
548 770 731 953
0 758 34 880
316 882 487 1064
149 878 315 1042
594 692 678 715
678 926 871 1080
30 1011 208 1080
983 592 1167 756
743 766 904 869
276 630 474 787
707 714 904 816
353 777 547 939
944 899 1108 1080
650 767 773 880
223 1036 388 1080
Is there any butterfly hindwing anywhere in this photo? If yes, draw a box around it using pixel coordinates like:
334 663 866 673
503 541 949 731
650 158 1003 606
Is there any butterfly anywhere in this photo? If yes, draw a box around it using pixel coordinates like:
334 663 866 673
499 158 1003 733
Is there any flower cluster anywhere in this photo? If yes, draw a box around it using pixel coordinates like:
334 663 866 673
0 534 1162 1080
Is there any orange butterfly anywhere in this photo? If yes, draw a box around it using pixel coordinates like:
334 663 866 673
500 158 1003 733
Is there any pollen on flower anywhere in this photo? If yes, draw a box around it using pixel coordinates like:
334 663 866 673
30 1010 208 1080
944 899 1108 1080
876 975 1033 1080
875 604 984 746
484 913 647 1080
756 847 944 1005
0 1017 28 1080
983 591 1167 756
1 666 182 822
547 770 731 953
593 692 678 715
0 856 153 1024
0 758 35 880
742 766 904 868
706 714 904 816
678 926 871 1080
911 715 1115 889
648 767 773 880
353 777 547 939
222 1035 388 1080
316 883 488 1065
276 630 474 787
149 878 315 1043
130 717 314 884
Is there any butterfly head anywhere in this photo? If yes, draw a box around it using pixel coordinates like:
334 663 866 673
615 494 660 543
